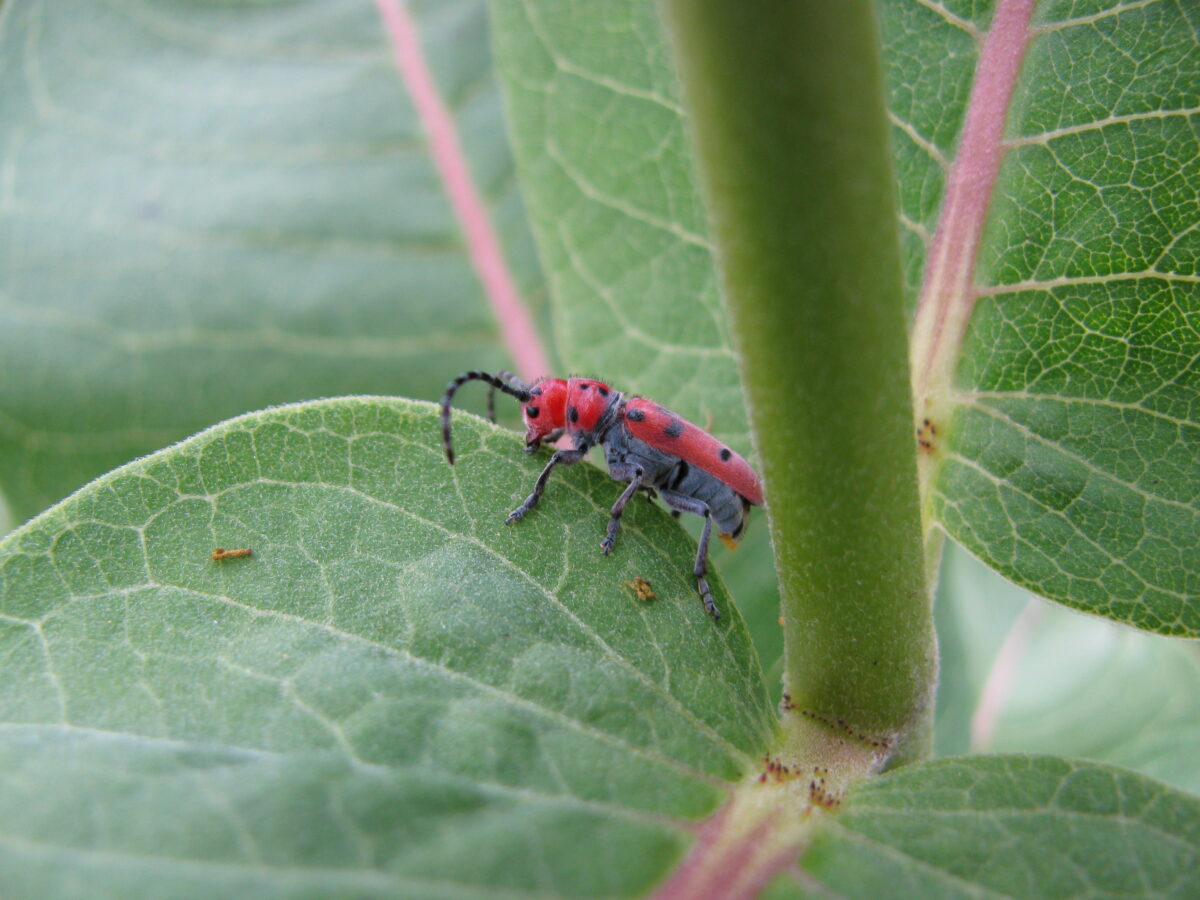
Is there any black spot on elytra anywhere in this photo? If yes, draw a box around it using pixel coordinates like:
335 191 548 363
526 406 540 419
568 405 579 423
579 383 590 391
664 420 684 439
626 408 645 422
719 447 732 461
598 386 610 397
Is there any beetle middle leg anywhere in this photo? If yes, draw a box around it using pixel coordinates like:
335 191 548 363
658 491 719 619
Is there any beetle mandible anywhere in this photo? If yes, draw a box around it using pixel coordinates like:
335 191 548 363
440 371 764 619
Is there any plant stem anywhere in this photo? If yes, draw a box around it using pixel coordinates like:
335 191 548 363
662 1 935 756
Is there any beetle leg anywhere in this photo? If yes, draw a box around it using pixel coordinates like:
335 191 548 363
507 449 586 523
658 491 719 619
601 468 644 555
525 427 566 454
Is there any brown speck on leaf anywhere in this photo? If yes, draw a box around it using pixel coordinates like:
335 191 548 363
212 547 253 561
625 576 656 602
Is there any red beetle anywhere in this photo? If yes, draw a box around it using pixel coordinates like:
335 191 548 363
441 371 763 619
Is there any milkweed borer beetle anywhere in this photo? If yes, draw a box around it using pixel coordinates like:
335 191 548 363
441 371 764 619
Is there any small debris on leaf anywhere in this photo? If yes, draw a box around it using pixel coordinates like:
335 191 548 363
211 547 253 561
625 576 656 602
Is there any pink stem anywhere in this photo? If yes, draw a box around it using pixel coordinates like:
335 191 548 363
650 802 801 900
912 0 1037 401
374 0 551 382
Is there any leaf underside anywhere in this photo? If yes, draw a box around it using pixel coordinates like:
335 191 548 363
907 2 1200 635
4 402 1197 898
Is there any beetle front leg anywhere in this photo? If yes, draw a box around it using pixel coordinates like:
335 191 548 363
524 427 565 454
601 468 644 555
507 449 586 523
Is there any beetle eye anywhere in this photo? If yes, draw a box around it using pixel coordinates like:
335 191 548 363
526 406 540 419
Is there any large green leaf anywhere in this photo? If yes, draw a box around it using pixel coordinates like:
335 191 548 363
804 755 1200 898
0 397 776 896
0 0 542 523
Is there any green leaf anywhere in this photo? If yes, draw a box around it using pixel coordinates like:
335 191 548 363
909 2 1200 634
804 755 1200 899
0 0 542 523
0 397 776 895
935 543 1200 795
489 0 750 457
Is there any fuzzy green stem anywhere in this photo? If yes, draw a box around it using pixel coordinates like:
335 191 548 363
662 1 935 755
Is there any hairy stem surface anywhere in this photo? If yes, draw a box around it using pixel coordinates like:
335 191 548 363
662 0 935 758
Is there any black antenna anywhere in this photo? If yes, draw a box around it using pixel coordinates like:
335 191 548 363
441 370 532 465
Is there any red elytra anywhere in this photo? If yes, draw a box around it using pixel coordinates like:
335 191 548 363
621 397 763 506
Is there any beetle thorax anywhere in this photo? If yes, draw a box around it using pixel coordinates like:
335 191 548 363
564 378 620 439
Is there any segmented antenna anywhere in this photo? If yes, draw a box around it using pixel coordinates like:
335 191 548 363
488 370 520 424
441 370 532 465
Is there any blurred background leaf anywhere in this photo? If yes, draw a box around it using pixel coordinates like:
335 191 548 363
935 541 1200 794
0 0 545 524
